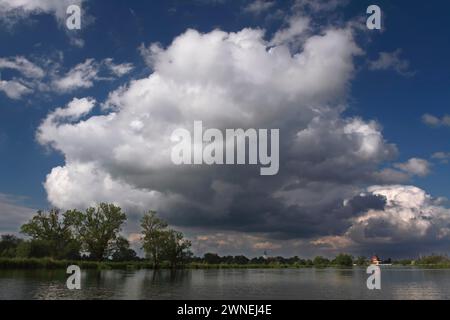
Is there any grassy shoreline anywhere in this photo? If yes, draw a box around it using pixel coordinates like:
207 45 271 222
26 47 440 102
0 258 152 270
0 258 345 270
2 258 450 270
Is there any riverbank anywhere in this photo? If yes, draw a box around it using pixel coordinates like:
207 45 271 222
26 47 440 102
0 258 355 270
0 258 153 270
2 258 449 270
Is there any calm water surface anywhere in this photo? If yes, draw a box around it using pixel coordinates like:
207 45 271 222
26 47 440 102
1 267 450 300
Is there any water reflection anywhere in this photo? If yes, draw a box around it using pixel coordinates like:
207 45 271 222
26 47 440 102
1 267 450 300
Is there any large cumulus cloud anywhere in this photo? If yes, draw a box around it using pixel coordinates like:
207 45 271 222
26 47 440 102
36 18 445 256
313 185 450 257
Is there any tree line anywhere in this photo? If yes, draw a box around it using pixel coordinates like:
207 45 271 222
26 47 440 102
194 253 356 267
0 203 192 268
0 203 405 268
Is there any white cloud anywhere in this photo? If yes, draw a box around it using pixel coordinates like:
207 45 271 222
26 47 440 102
0 56 44 99
0 55 135 99
0 0 84 24
42 162 164 211
293 0 349 13
52 58 134 93
422 113 450 127
0 79 31 99
368 49 415 77
270 15 310 46
44 97 96 121
0 56 45 79
394 158 431 177
432 152 450 164
138 42 164 69
52 59 99 93
311 185 450 255
36 23 401 247
0 1 90 47
243 0 275 15
69 37 85 48
353 185 450 243
103 58 134 77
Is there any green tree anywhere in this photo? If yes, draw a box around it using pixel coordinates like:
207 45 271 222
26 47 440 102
162 230 192 268
0 235 23 258
203 253 221 264
417 255 449 265
15 241 31 258
233 255 250 265
111 237 138 261
66 203 127 260
20 209 80 259
333 253 354 267
313 256 330 267
141 211 169 268
355 256 368 266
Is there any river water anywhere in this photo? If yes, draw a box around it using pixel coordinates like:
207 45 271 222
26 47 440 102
1 267 449 300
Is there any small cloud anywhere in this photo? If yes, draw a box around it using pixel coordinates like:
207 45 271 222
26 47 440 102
393 158 431 177
432 152 450 164
0 79 32 99
103 58 134 77
0 56 45 79
293 0 349 13
44 97 96 122
51 58 133 93
253 241 282 250
243 0 275 15
69 37 85 48
368 49 415 77
310 236 354 250
52 58 99 93
422 114 450 127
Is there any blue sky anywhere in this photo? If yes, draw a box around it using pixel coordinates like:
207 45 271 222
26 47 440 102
1 0 450 257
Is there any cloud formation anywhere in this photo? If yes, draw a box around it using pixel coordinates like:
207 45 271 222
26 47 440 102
0 56 44 99
0 79 32 99
368 49 415 77
422 113 450 127
432 152 450 164
243 0 275 15
313 185 450 257
35 18 446 256
393 158 431 177
0 56 133 99
293 0 349 13
0 56 45 79
0 0 84 25
38 22 392 234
